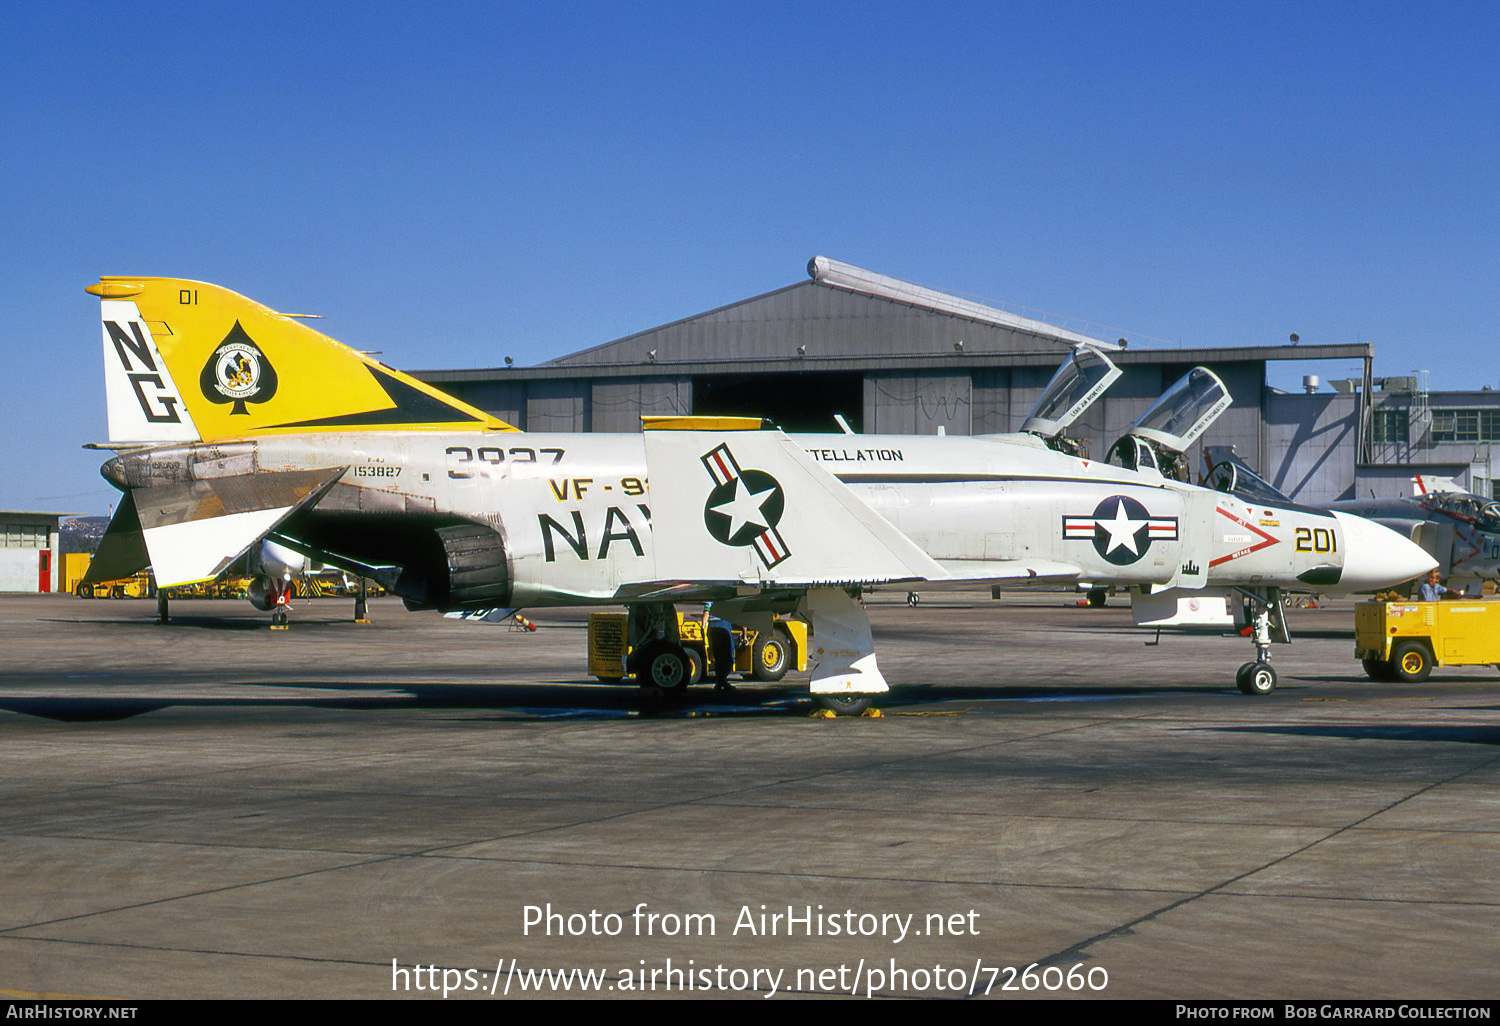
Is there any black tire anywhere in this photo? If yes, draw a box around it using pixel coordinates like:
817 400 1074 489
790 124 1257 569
906 592 920 606
751 628 792 682
1087 588 1107 607
1362 658 1396 682
636 642 691 693
74 583 90 599
1237 662 1277 695
1391 640 1433 683
684 648 705 686
814 694 873 716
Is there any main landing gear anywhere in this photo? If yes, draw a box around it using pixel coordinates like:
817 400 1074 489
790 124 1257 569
1233 586 1288 695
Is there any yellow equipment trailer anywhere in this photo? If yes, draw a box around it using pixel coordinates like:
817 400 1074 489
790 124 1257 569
64 553 152 599
1355 599 1500 682
589 611 807 688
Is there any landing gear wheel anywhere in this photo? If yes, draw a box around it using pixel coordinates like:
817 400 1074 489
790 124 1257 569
636 643 692 693
1362 658 1396 682
1391 641 1433 683
1087 588 1107 607
814 694 873 716
751 629 792 682
906 592 921 606
1236 661 1277 695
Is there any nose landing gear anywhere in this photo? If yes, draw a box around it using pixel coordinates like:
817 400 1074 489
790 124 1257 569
1234 587 1287 695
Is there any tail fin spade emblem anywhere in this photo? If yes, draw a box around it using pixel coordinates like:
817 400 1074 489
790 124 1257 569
701 443 791 569
200 321 279 415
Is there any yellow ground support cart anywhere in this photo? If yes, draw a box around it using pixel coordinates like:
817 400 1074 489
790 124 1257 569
64 553 153 599
589 611 807 687
1355 599 1500 682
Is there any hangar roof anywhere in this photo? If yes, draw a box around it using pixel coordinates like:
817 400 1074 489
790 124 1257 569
416 257 1372 384
538 256 1112 370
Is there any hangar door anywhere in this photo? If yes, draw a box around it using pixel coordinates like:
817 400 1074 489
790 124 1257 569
693 371 863 433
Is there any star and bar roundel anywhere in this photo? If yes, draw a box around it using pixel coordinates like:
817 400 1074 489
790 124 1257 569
701 443 791 569
1063 495 1180 566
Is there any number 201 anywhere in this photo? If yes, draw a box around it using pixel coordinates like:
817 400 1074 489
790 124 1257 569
1295 527 1336 553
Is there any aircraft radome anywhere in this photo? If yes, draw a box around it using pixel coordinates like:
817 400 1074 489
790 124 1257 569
1208 454 1500 598
84 278 1436 710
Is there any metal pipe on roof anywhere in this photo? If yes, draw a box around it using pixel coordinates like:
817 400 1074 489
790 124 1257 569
806 255 1115 349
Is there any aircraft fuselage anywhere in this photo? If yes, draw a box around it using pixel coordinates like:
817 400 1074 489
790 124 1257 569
102 429 1420 609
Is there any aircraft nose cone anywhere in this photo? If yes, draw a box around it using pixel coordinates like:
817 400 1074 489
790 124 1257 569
1333 511 1437 591
100 454 127 490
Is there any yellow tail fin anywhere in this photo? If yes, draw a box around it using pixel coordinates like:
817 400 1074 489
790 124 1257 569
90 277 516 443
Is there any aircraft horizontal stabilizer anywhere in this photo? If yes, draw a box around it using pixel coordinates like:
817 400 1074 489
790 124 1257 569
644 429 946 586
83 491 149 584
127 468 343 587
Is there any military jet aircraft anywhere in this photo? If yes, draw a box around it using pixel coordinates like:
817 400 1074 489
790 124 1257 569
85 277 1435 708
1205 453 1499 595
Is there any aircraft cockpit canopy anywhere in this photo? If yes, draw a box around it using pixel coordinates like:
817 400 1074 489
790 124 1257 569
1021 345 1123 453
1423 491 1500 531
1106 367 1231 482
1129 367 1231 453
1204 455 1292 506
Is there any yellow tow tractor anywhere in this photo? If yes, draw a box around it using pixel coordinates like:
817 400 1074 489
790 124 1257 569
1356 598 1500 682
64 553 153 599
588 610 807 690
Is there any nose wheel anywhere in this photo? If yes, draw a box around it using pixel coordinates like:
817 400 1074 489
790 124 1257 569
1236 661 1277 695
1233 586 1286 695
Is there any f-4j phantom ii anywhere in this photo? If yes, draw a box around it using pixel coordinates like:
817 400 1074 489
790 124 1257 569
85 277 1435 709
1208 453 1500 596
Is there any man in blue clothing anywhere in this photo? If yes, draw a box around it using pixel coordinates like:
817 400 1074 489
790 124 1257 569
1419 569 1461 600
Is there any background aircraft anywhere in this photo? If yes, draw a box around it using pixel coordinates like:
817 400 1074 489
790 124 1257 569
85 278 1434 707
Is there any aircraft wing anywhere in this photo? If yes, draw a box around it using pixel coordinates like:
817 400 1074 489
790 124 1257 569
90 468 345 588
934 558 1084 583
643 428 948 587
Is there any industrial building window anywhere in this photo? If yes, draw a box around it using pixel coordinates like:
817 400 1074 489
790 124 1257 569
1432 409 1500 443
2 525 47 548
1371 409 1407 443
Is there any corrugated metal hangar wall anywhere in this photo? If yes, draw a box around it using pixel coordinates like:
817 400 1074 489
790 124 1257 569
416 258 1375 501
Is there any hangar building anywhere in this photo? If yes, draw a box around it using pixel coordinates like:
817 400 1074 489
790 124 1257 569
417 257 1488 504
0 511 65 594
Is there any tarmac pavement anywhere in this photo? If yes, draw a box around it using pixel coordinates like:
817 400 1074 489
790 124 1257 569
0 590 1496 1000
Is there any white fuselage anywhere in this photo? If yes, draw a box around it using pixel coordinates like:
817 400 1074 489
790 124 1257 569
184 429 1431 606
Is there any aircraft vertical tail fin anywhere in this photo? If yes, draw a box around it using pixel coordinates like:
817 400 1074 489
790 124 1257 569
94 290 202 445
1411 474 1463 496
88 278 516 443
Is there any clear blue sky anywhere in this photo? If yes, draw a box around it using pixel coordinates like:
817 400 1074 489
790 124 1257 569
2 1 1496 514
